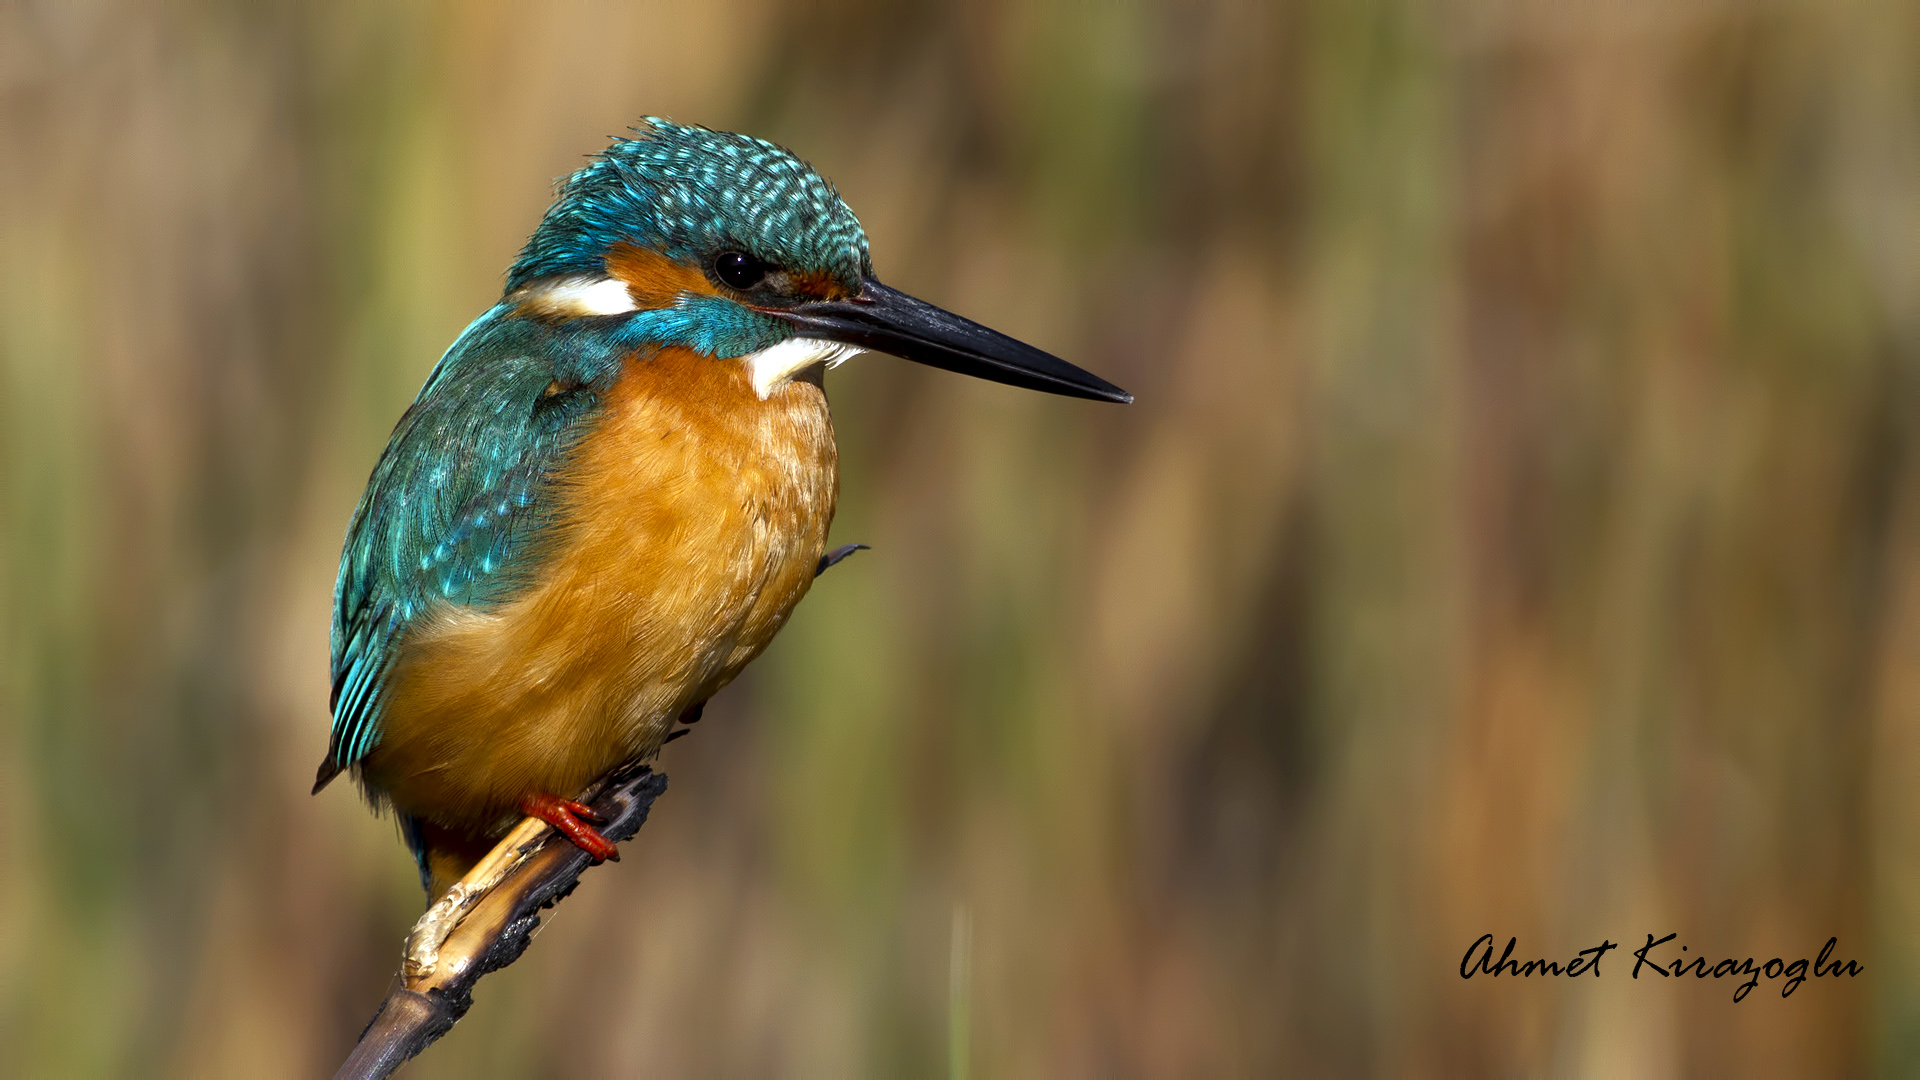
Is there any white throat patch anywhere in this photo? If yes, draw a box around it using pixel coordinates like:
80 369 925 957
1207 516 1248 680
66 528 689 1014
744 337 862 398
509 276 638 318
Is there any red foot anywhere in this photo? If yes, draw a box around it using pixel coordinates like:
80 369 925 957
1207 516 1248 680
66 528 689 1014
520 793 619 863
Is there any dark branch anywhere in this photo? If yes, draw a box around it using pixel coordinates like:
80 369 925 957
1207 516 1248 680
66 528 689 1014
332 764 670 1080
815 542 869 577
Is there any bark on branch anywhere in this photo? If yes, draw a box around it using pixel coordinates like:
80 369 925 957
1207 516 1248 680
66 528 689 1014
331 764 670 1080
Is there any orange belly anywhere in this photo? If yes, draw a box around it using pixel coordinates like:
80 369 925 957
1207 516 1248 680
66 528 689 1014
361 347 836 839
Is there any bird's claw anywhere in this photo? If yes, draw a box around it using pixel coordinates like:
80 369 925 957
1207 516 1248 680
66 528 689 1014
519 793 618 862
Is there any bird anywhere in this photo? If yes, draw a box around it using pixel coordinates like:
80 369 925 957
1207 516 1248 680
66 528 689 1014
313 119 1130 902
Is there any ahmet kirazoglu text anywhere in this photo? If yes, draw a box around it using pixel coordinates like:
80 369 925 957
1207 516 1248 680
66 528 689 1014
1459 933 1863 1002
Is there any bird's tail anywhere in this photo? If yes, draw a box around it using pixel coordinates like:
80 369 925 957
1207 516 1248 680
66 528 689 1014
311 757 345 794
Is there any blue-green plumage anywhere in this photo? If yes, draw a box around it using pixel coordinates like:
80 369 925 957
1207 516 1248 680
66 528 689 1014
326 310 611 779
506 120 870 293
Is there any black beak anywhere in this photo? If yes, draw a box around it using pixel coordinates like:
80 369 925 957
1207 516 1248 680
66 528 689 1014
767 279 1132 404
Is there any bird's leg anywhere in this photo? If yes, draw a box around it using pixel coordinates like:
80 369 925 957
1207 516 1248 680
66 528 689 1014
519 793 620 863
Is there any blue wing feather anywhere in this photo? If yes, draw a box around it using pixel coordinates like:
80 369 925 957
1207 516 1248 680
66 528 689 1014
321 307 626 785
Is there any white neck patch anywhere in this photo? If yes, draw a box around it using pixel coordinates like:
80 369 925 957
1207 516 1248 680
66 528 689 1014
744 337 862 398
509 276 637 317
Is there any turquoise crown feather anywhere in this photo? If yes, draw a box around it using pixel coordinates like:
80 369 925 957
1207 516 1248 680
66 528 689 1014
506 118 871 293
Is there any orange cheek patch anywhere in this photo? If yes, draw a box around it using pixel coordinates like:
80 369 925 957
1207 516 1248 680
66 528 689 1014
784 268 855 301
605 243 722 309
605 242 857 307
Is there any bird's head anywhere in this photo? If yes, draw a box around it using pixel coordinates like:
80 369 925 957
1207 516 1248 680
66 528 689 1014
505 119 1130 403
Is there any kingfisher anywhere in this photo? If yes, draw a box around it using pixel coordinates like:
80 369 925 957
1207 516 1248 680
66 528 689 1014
313 119 1129 901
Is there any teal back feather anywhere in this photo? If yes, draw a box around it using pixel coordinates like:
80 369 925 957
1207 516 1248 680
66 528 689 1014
326 309 616 774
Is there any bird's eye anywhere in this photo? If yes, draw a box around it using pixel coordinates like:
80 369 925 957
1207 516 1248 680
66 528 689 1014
713 250 771 291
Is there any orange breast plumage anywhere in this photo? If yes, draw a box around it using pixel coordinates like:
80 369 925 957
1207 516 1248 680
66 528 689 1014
359 346 836 845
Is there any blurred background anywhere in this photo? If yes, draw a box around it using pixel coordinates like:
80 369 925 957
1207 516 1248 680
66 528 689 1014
2 0 1916 1075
